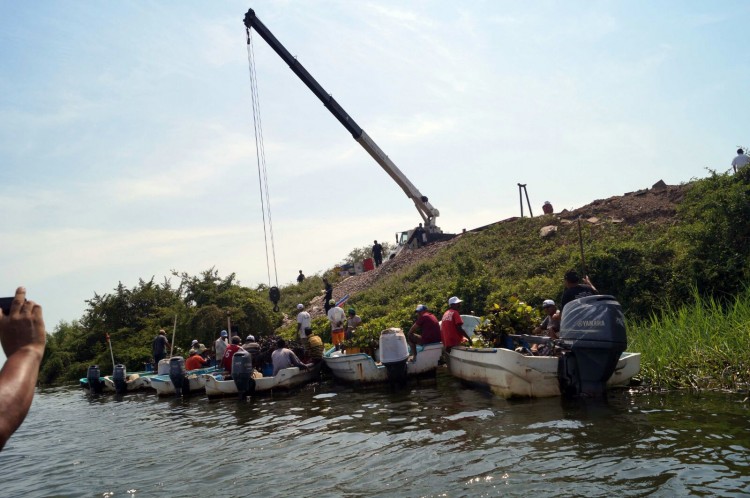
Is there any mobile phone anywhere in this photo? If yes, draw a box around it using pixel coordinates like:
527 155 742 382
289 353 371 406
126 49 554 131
0 297 13 316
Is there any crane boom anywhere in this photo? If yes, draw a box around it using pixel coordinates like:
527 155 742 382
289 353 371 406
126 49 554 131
243 8 441 231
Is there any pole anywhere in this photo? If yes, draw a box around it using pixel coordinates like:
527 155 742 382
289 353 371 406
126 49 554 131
169 314 177 358
518 184 524 217
577 217 587 275
227 314 232 339
106 333 116 372
524 185 534 217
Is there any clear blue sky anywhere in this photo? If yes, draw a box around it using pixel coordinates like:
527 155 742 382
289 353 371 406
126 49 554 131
1 0 748 331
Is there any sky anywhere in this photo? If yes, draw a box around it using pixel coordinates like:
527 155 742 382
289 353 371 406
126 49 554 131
1 0 748 332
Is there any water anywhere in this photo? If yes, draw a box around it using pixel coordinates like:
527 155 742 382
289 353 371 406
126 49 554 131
2 370 749 497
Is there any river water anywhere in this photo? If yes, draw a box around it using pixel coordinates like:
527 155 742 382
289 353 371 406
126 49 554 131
1 369 749 497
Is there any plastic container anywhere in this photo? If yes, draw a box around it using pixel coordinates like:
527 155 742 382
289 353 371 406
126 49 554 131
363 258 375 271
379 328 409 364
262 364 274 377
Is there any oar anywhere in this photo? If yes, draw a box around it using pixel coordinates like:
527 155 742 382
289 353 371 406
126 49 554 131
577 217 587 275
169 314 177 358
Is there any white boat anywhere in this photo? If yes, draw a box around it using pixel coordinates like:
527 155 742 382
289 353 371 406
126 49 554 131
101 372 155 393
149 366 219 396
323 342 443 384
447 346 641 398
203 362 322 398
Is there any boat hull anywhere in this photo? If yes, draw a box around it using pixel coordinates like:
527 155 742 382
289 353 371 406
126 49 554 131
149 367 219 396
101 372 156 393
447 347 640 398
203 362 321 398
323 343 443 384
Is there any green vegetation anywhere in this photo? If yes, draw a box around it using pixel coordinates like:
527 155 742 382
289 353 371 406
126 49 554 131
41 170 750 391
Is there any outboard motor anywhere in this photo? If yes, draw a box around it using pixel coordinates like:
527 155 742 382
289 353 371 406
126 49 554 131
113 364 128 394
557 295 627 397
86 365 103 394
379 328 409 389
232 349 255 400
168 356 187 397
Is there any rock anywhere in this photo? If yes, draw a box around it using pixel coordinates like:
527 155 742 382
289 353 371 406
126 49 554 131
586 217 599 224
652 179 667 190
540 225 557 238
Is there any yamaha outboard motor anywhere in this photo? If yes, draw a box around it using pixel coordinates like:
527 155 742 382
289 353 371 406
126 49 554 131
169 356 187 397
86 365 103 394
379 328 409 390
232 349 255 400
113 364 128 394
557 295 627 397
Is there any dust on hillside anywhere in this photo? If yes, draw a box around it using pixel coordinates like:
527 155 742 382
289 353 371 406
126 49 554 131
295 180 688 322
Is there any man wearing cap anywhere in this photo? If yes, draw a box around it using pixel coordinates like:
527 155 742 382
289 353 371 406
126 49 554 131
185 348 209 370
345 307 362 340
296 304 312 344
152 329 170 369
221 336 245 372
214 330 228 368
441 297 471 352
534 300 561 339
560 270 598 313
242 335 261 363
327 300 346 346
407 304 441 361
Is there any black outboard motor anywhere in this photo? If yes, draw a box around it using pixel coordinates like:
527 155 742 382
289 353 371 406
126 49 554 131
232 349 255 400
86 365 103 394
557 295 627 397
379 328 409 390
113 364 128 394
169 356 187 397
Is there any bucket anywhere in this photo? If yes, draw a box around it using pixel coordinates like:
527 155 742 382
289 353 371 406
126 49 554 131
363 258 375 271
262 364 274 377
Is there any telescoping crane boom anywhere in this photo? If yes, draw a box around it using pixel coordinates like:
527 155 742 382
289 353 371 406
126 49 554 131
243 8 442 235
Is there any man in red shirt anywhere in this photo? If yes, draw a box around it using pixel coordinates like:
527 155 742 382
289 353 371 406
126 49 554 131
221 336 245 372
407 304 441 361
440 296 471 351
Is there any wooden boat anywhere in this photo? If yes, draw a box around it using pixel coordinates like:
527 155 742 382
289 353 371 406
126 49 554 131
149 366 219 396
447 346 640 398
323 342 443 384
202 362 322 398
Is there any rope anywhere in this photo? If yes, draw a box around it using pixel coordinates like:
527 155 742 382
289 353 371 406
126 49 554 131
246 29 280 291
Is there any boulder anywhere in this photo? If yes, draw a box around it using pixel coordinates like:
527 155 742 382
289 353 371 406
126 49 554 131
540 225 558 239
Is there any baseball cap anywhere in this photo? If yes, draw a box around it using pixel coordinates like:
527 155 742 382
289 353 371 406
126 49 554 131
297 303 304 310
448 296 462 305
415 304 428 312
542 299 555 308
329 299 336 306
246 335 255 342
220 330 228 337
191 339 199 346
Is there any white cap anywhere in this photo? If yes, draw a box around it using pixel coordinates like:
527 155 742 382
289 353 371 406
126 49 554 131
191 339 199 346
542 299 556 308
246 335 255 342
448 296 462 305
297 304 304 310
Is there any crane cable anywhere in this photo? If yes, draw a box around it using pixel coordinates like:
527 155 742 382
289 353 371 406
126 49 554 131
246 27 280 311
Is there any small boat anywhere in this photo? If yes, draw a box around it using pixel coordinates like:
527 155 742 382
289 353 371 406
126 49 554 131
448 347 640 398
80 364 158 394
203 361 322 398
449 296 641 398
149 365 220 396
323 342 443 384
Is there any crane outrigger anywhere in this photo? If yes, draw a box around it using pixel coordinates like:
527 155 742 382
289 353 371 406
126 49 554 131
243 8 448 245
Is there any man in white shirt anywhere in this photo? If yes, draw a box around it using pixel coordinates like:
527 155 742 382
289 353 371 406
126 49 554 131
296 303 312 349
732 148 750 173
214 330 228 367
327 300 346 347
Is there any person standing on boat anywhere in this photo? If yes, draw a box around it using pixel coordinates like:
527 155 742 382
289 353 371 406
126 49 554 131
214 330 228 367
221 336 245 372
407 304 441 361
0 287 46 451
296 304 312 350
152 329 170 368
271 338 311 376
345 307 362 341
440 297 471 352
327 300 346 347
323 278 333 313
372 240 383 267
560 270 598 314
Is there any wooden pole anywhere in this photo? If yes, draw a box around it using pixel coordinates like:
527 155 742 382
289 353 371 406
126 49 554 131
577 217 587 275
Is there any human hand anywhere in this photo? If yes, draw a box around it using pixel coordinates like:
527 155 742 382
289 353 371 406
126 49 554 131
0 287 46 358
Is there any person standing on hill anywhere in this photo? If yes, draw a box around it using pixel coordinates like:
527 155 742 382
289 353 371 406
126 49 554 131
732 148 750 174
372 240 383 267
542 201 554 215
440 296 471 352
560 270 598 313
297 270 305 284
323 278 333 313
152 329 170 369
